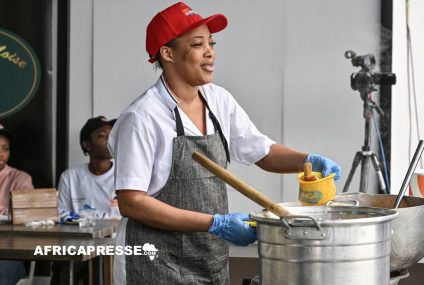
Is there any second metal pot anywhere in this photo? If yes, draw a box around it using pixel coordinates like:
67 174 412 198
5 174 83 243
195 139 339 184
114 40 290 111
335 192 424 271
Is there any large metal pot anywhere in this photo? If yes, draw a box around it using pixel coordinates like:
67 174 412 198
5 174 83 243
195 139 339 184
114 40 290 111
250 205 398 285
335 192 424 271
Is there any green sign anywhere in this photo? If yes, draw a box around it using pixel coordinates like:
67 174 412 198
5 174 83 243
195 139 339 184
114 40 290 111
0 28 41 119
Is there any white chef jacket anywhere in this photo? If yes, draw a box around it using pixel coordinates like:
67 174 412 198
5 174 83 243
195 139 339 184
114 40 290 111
108 75 275 196
108 75 275 284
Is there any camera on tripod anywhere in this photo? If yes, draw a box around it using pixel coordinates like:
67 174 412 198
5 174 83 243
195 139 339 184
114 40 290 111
342 50 397 194
345 50 396 92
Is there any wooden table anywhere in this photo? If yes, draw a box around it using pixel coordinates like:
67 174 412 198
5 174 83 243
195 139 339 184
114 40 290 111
0 220 119 285
0 235 114 284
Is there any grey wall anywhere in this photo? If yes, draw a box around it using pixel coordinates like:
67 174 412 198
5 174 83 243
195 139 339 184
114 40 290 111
68 0 382 213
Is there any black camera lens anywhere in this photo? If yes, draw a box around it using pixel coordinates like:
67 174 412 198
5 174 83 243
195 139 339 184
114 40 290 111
374 73 396 85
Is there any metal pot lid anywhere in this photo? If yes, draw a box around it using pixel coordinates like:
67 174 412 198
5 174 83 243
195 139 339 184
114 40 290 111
336 192 424 209
250 205 399 227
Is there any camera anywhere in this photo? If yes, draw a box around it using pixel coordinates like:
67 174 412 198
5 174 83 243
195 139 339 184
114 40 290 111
345 50 396 92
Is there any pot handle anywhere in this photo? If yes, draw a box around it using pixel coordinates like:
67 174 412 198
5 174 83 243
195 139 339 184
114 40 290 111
280 215 329 240
280 215 322 230
326 199 359 207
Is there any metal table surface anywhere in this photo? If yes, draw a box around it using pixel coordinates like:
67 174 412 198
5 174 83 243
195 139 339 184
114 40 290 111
0 219 119 238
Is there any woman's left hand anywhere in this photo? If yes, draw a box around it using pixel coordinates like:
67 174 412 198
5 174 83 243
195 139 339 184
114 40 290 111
306 154 342 181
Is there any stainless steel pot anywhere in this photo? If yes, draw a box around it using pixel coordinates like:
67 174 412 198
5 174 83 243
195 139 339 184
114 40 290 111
250 205 398 285
335 192 424 271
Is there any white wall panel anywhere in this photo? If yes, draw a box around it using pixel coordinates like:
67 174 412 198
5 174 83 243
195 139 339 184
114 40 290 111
392 0 424 193
68 0 94 166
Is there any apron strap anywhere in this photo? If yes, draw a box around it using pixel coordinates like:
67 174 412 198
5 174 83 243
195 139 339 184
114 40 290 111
174 106 185 137
173 93 231 163
207 111 231 164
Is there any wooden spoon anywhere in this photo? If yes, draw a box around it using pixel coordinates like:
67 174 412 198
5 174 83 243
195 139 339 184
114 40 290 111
302 162 318 181
192 151 291 217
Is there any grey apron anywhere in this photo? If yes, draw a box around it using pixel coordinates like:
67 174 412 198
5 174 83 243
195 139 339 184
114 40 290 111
125 94 231 285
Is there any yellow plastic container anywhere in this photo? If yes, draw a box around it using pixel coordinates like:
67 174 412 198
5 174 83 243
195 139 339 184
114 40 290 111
298 171 336 206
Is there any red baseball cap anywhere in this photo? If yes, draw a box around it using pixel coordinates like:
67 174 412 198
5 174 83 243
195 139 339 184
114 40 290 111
146 2 228 63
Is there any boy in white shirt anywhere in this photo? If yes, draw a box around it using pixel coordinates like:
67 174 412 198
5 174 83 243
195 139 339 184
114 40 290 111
51 116 120 285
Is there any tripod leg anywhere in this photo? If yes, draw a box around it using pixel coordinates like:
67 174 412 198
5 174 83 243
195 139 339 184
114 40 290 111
342 152 362 193
370 153 388 194
359 152 371 193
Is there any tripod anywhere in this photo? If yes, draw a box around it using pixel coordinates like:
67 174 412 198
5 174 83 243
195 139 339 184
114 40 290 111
342 50 396 193
342 90 388 194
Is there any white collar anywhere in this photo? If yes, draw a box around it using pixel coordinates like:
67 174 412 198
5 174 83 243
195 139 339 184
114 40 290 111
155 74 208 112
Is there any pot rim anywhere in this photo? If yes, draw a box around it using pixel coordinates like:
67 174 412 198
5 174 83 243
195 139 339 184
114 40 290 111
338 192 424 209
250 205 399 227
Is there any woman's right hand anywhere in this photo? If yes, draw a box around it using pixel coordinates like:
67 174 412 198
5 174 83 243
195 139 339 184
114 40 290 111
208 213 256 246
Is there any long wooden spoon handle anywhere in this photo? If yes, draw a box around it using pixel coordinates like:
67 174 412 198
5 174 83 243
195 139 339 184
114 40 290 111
192 151 291 217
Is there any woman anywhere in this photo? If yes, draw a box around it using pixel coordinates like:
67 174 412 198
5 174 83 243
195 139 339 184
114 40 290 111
0 123 33 215
0 123 33 285
108 2 341 284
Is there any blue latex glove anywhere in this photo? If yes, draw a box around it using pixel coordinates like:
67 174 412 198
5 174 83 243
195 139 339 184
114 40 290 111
208 213 256 246
59 210 80 224
306 154 342 181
